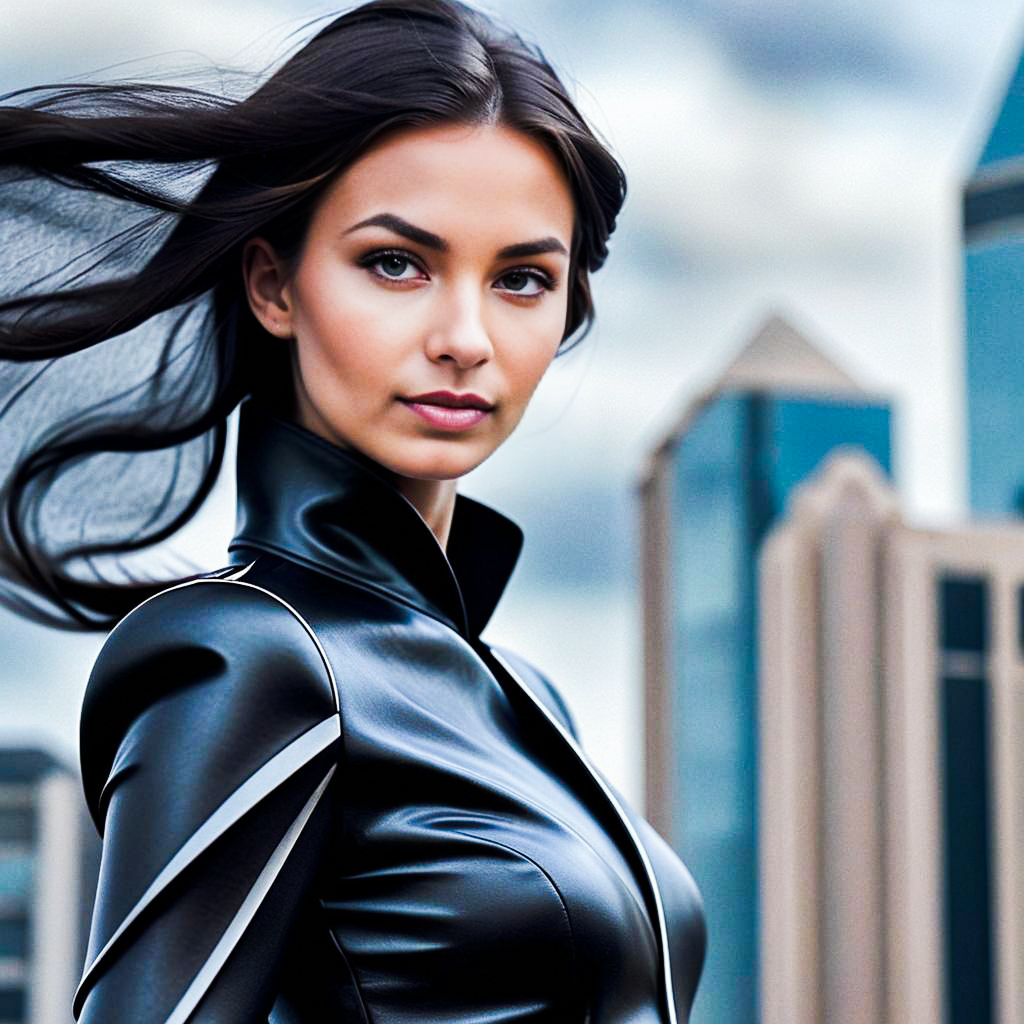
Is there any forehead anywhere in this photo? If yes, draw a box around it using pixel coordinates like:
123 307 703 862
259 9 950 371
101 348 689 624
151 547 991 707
310 122 574 244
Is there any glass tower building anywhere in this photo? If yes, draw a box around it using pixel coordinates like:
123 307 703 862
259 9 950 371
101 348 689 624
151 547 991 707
640 315 892 1024
964 40 1024 516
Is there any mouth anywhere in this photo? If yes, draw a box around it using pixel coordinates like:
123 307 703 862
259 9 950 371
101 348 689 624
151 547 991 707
403 391 495 410
399 391 495 431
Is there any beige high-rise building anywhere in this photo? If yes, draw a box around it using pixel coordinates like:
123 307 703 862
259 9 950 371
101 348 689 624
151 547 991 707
0 749 99 1024
760 451 1024 1024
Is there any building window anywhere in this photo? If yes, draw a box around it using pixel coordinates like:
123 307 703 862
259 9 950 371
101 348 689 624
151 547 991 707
0 810 33 846
0 789 34 849
0 854 33 914
0 918 28 960
0 986 25 1021
940 575 988 653
938 575 994 1024
1017 585 1024 657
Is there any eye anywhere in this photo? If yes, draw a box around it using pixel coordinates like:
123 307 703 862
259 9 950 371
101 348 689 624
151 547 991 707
494 268 553 298
359 249 427 283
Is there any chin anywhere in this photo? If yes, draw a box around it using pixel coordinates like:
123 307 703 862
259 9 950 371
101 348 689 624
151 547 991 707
391 445 495 482
398 460 483 483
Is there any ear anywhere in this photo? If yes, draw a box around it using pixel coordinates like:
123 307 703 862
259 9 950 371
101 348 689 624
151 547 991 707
242 237 295 338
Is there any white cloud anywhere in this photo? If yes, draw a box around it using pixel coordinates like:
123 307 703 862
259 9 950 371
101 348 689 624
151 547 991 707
581 31 951 276
1 0 326 94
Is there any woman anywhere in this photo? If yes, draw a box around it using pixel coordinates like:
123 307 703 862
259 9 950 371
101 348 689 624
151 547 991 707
0 1 705 1020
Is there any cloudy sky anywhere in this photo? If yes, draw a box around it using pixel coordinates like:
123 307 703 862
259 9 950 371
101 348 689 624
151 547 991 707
3 0 1024 804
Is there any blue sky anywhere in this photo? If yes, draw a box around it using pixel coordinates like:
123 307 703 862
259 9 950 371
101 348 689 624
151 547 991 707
3 0 1024 801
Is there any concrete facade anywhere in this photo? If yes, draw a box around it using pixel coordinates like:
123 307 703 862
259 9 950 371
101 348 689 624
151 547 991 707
760 451 1024 1024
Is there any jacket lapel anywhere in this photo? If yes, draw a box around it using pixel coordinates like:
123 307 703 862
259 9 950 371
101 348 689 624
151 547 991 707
486 646 680 1024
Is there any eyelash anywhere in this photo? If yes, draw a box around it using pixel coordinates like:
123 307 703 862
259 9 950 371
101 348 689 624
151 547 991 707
357 248 556 295
357 249 426 283
500 266 556 295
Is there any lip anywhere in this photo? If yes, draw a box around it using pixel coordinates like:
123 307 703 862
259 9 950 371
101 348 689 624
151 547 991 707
399 391 495 432
404 391 494 410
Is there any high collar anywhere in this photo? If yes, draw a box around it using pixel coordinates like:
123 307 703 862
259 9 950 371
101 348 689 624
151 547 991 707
229 401 523 639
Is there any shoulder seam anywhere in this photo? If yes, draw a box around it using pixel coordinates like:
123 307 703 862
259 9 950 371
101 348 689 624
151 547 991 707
225 579 339 711
103 563 339 713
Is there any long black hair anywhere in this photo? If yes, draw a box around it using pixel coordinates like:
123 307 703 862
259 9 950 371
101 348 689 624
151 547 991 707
0 0 626 629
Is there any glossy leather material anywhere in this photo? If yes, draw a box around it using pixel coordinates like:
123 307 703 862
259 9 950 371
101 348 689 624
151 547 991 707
76 402 706 1023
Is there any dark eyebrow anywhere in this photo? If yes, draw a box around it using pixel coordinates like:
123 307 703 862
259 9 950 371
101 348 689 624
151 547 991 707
346 214 568 262
345 213 448 252
497 238 569 260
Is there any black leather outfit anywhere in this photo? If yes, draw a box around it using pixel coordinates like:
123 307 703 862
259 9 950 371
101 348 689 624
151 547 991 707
75 401 705 1023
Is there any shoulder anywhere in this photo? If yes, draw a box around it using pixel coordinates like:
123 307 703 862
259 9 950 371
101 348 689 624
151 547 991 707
85 569 337 705
80 571 339 828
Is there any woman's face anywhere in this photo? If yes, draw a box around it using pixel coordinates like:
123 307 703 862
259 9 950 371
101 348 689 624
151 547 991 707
245 121 574 485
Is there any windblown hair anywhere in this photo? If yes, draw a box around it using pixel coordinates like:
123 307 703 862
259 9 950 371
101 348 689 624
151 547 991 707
0 0 626 628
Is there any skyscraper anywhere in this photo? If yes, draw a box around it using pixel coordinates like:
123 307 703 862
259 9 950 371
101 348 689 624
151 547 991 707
760 450 1024 1024
0 748 98 1024
964 39 1024 516
639 313 892 1023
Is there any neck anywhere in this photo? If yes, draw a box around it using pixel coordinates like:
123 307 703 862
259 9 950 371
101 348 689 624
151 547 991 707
289 397 459 548
395 477 459 549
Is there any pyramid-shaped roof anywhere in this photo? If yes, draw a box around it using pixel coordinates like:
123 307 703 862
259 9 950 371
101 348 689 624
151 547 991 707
714 313 864 397
640 313 880 478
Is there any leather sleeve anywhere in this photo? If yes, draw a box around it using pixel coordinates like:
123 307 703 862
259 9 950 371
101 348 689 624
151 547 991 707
74 577 341 1023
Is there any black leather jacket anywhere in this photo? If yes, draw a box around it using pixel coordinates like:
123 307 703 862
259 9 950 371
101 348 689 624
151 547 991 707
75 402 705 1023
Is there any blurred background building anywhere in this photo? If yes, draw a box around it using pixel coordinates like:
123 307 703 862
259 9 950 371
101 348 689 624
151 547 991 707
760 452 1024 1024
965 43 1024 518
0 749 98 1024
638 314 892 1024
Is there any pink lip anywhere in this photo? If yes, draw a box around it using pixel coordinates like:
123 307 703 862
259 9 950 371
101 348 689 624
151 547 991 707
400 391 494 432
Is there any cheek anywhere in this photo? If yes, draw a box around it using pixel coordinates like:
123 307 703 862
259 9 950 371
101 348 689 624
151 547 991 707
495 293 566 390
292 263 358 340
504 334 560 408
516 308 565 384
290 274 392 381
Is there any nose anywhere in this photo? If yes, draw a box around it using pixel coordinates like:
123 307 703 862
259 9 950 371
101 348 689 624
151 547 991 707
424 285 494 369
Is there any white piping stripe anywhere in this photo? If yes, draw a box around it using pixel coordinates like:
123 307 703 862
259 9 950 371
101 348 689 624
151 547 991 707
164 764 336 1024
221 562 256 581
490 649 679 1024
75 716 340 1013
